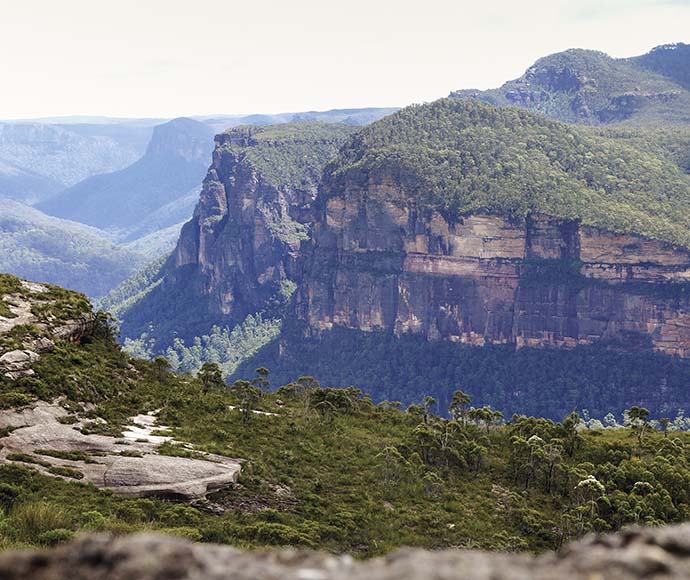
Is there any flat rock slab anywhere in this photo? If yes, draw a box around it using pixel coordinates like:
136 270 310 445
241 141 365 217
0 402 241 500
4 525 690 579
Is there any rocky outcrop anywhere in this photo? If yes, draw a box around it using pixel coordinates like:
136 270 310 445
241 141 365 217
0 281 95 379
118 123 354 345
5 524 690 579
297 172 690 356
0 281 97 379
0 402 241 500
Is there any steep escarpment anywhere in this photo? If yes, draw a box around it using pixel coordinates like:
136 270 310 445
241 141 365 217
293 99 690 357
298 211 690 356
117 122 356 349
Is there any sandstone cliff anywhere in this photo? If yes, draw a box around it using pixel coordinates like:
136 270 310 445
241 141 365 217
119 123 355 346
297 183 690 356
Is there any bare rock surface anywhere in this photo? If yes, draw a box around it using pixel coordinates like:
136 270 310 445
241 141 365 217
0 281 95 378
3 525 690 579
0 402 241 500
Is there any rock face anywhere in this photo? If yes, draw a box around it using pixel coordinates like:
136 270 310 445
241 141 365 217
297 171 690 356
0 402 241 500
119 123 355 345
5 525 690 579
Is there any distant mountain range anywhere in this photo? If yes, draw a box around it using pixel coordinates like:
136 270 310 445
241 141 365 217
0 122 150 204
37 118 215 235
0 107 397 297
450 43 690 126
0 199 145 297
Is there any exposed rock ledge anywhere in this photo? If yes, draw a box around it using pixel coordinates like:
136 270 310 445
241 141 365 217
0 402 241 500
3 525 690 579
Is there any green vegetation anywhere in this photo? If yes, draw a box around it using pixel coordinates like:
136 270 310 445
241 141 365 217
233 323 690 421
34 449 94 463
124 315 281 379
326 98 690 245
96 254 169 319
221 122 357 191
451 46 690 127
4 283 690 554
4 349 690 554
0 200 146 298
628 43 690 91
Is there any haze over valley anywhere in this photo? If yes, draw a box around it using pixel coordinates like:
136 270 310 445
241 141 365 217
4 1 690 577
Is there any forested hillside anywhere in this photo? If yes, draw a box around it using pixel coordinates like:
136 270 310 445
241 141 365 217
451 44 690 127
324 98 690 245
0 201 146 297
3 274 690 555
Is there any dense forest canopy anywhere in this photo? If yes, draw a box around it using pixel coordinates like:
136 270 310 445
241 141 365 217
220 122 357 191
324 99 690 246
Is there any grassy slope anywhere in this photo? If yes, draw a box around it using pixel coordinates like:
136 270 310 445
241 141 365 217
2 274 690 555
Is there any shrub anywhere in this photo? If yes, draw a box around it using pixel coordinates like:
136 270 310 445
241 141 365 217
160 504 202 527
0 392 34 409
0 484 21 512
48 466 84 480
34 449 92 463
6 453 50 467
81 510 107 531
37 528 75 546
10 502 72 542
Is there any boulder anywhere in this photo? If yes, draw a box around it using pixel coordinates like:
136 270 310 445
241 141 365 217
3 525 690 579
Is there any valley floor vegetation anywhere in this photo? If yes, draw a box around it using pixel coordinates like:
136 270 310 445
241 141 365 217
2 309 690 556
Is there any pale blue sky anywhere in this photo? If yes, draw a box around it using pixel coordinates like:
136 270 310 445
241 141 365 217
1 0 689 118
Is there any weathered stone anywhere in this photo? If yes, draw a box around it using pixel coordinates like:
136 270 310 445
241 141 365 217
296 164 690 357
0 402 242 500
5 525 690 579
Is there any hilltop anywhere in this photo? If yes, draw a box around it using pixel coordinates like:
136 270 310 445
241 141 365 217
324 98 690 246
450 44 690 127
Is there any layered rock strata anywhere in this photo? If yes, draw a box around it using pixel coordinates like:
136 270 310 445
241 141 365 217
297 181 690 356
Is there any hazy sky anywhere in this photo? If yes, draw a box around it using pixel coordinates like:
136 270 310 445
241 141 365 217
1 0 689 119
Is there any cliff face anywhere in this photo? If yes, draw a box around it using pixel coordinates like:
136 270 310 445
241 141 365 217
173 133 307 323
296 168 690 357
136 123 352 337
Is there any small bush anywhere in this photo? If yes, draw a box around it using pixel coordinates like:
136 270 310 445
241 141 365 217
6 453 50 468
0 392 34 409
34 449 92 463
48 466 84 480
56 416 78 425
117 450 143 458
37 528 75 546
0 484 22 511
160 504 202 527
81 510 107 531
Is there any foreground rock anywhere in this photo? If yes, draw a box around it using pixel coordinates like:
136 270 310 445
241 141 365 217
0 402 241 500
0 280 94 379
3 525 690 579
